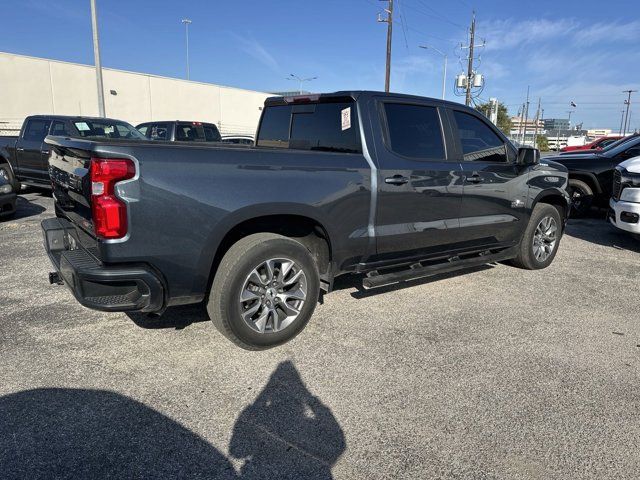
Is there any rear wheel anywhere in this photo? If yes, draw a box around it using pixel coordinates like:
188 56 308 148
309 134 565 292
568 179 593 217
207 233 320 350
0 163 19 193
510 203 563 270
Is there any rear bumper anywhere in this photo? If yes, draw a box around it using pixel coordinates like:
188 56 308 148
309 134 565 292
608 197 640 234
0 192 16 217
41 217 165 312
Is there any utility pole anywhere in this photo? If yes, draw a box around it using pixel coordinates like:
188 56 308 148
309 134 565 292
465 12 476 106
622 90 637 136
378 0 394 92
619 109 626 135
533 97 541 149
90 0 105 117
521 86 530 145
182 19 192 80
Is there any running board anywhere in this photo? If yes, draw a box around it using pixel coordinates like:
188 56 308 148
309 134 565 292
362 248 516 290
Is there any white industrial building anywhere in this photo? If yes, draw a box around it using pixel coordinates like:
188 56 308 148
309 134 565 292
0 52 272 136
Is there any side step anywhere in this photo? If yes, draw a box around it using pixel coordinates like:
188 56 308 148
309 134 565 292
362 248 516 289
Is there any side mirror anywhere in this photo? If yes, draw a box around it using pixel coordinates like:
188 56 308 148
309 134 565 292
516 147 540 166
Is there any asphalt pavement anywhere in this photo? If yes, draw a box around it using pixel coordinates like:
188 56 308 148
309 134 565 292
1 191 639 479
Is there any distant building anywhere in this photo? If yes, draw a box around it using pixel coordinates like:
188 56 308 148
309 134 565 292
587 128 613 138
544 118 570 131
509 116 545 147
0 52 272 136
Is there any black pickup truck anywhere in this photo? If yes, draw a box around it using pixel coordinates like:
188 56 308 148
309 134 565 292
0 115 144 189
43 91 570 349
547 134 640 215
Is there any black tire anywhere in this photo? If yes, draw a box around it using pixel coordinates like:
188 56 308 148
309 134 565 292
207 233 320 350
0 163 19 193
568 179 593 217
510 203 563 270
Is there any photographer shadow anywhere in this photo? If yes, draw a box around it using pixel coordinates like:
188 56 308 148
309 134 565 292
0 362 345 479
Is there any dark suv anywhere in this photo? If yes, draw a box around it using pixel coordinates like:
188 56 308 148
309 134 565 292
136 121 222 143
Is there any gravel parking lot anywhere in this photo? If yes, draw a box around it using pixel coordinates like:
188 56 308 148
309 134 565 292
1 191 639 479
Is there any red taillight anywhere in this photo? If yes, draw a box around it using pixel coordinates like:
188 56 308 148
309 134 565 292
90 157 135 239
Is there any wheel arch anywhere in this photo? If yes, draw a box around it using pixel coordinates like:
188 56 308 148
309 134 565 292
568 171 602 194
200 207 335 297
533 189 571 222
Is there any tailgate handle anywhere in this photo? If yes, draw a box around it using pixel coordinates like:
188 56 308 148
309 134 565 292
385 175 409 186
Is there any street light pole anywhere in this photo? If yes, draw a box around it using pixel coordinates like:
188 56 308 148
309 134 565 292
419 45 447 100
287 74 317 94
90 0 105 117
622 90 637 136
182 19 192 80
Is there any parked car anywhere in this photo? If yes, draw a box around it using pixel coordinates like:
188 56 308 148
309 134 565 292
136 121 222 143
608 156 640 236
221 135 254 146
546 135 640 216
558 134 638 156
43 91 569 350
0 162 17 218
560 136 623 153
0 115 144 189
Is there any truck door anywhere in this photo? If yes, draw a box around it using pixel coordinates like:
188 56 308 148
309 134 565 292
371 99 463 260
15 118 51 182
448 108 529 248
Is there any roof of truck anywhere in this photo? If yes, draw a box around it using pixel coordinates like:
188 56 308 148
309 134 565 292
27 114 131 123
264 90 471 110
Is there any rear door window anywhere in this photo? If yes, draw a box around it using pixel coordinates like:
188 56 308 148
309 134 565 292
452 110 507 163
137 125 149 137
383 103 445 159
23 119 52 142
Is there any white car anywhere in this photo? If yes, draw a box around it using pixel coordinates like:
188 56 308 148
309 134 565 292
609 156 640 235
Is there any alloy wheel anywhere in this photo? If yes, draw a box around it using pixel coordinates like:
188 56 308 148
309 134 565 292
239 258 307 334
532 216 558 262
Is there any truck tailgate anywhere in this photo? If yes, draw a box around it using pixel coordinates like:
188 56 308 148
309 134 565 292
46 136 97 241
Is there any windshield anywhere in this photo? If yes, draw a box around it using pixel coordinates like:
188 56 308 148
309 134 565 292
72 120 146 140
601 134 638 153
604 135 640 157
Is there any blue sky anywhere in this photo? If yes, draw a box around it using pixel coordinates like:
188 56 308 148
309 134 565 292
2 0 639 131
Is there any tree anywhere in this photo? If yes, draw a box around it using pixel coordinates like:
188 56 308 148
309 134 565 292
536 135 549 152
476 101 513 136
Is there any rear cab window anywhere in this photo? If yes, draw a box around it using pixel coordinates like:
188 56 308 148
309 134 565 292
257 100 361 154
149 123 170 140
175 123 220 142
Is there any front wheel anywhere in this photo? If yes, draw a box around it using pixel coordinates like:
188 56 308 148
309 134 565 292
568 179 593 217
207 233 320 350
510 203 563 270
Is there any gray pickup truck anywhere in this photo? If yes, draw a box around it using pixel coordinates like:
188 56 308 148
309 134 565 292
43 91 570 349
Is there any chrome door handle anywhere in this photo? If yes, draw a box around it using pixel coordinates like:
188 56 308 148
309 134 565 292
466 174 482 184
385 175 409 185
41 150 50 155
16 147 25 152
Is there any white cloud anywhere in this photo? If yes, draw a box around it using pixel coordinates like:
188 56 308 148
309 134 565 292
573 20 640 45
230 33 280 73
480 18 577 51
